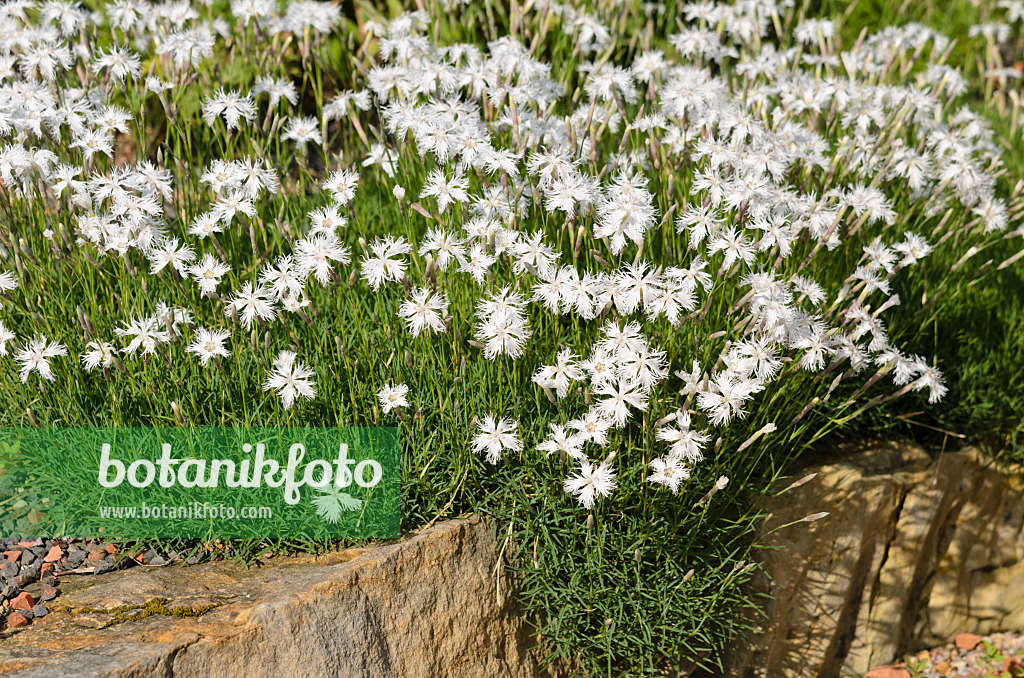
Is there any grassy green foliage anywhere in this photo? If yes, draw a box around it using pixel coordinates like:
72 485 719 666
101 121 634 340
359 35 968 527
826 0 1024 459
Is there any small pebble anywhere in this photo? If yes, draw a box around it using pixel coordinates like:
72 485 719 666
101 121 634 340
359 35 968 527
6 612 28 628
40 583 58 601
9 592 33 611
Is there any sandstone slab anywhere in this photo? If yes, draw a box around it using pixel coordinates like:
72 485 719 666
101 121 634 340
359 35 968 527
0 518 559 678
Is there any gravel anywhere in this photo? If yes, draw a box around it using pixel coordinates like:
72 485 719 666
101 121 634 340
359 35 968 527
869 631 1024 677
0 538 181 631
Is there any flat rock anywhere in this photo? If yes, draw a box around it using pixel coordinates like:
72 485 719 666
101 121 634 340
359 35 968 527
0 519 561 678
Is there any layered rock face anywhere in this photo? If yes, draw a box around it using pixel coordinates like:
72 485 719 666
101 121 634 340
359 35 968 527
0 518 559 678
727 442 1024 678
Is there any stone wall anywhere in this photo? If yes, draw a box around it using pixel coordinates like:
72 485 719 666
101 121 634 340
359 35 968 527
725 442 1024 677
4 443 1022 678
